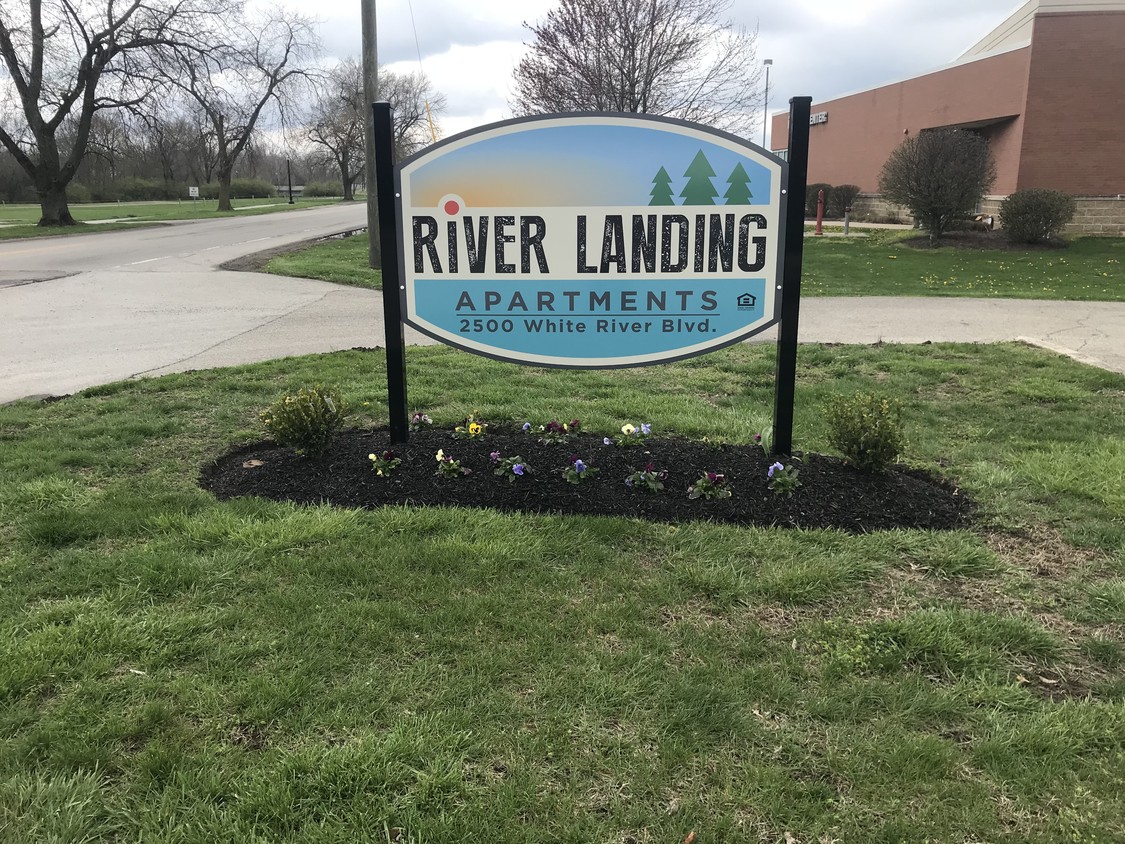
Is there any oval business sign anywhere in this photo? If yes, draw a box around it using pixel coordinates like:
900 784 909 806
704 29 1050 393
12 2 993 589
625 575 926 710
396 113 787 368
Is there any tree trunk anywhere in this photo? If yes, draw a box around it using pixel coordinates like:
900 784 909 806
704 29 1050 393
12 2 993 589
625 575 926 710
215 116 233 211
217 176 233 211
340 152 354 200
37 182 78 227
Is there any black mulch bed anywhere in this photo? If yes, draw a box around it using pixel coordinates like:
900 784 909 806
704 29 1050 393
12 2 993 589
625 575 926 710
200 427 975 533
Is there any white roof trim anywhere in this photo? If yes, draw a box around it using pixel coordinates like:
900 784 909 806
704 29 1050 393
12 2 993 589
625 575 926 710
961 0 1125 58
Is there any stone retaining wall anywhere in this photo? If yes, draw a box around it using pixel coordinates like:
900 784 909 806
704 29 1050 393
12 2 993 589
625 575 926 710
852 193 1125 236
850 194 912 224
1061 197 1123 237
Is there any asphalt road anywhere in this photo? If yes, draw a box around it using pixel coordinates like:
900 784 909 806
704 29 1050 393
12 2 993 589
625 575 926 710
2 208 1123 404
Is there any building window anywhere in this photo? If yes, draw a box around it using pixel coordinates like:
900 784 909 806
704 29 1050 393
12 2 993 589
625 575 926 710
774 149 789 162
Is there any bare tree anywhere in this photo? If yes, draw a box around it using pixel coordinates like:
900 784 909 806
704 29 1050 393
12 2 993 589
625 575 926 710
135 112 195 185
512 0 761 136
878 128 996 243
307 59 445 200
158 7 318 211
382 68 447 160
0 0 235 225
306 59 365 201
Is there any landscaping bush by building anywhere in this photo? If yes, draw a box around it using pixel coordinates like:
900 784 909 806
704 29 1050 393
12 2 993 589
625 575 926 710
1000 189 1076 244
830 184 862 217
806 183 832 217
878 128 996 242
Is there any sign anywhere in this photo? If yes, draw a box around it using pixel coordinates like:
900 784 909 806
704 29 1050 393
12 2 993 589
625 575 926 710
188 186 199 198
395 114 787 368
810 111 828 125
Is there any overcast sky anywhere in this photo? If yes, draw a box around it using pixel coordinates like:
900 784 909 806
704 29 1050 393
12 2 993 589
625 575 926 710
313 0 1023 144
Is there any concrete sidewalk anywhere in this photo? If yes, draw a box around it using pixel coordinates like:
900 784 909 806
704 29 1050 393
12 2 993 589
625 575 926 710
135 291 1125 386
4 274 1124 405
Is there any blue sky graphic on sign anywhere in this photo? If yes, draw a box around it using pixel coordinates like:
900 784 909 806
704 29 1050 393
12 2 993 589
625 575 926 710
396 114 787 368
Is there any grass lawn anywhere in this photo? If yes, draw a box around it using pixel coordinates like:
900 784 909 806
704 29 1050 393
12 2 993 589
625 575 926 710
263 231 381 288
804 229 1125 300
265 229 1125 301
0 199 347 240
2 342 1124 842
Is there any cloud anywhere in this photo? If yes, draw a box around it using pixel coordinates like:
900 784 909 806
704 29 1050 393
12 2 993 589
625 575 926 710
318 0 554 63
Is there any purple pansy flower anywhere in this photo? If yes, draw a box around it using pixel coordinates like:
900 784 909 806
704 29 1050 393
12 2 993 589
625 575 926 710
768 461 784 478
522 422 531 432
640 423 652 435
513 463 525 476
574 459 588 473
490 451 501 464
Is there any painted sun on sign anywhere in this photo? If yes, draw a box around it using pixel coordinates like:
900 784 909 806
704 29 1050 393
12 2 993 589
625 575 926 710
395 114 787 368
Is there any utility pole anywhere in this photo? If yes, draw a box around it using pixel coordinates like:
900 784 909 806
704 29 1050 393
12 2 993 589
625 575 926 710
361 0 381 269
762 58 773 148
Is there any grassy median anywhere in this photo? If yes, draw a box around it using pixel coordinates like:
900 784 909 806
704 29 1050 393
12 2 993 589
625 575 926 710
0 199 346 239
2 342 1124 842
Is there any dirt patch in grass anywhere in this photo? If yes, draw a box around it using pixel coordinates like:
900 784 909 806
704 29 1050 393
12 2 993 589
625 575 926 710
984 525 1109 580
856 528 1123 700
219 227 365 273
227 722 270 750
200 426 974 533
220 239 317 273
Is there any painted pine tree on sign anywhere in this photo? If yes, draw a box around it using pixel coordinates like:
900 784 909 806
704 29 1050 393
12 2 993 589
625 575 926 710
649 166 676 205
680 151 718 205
724 162 753 204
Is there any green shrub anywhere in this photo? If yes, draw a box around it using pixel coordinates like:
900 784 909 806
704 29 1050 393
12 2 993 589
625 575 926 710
259 385 346 457
878 128 995 242
302 181 342 198
806 183 832 217
232 178 277 198
66 182 92 203
830 184 861 218
117 177 173 201
823 392 904 472
199 179 277 200
1000 189 1076 244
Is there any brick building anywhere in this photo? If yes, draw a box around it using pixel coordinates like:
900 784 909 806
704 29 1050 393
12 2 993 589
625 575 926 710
770 0 1125 232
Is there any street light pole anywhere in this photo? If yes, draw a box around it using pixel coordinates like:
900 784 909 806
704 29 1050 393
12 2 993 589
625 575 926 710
762 58 773 148
286 158 294 204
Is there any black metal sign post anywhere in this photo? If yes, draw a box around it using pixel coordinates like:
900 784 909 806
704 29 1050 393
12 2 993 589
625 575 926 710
772 96 812 457
372 101 410 443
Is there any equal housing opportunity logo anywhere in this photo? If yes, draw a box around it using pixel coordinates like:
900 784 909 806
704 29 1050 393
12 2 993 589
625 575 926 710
395 114 787 368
